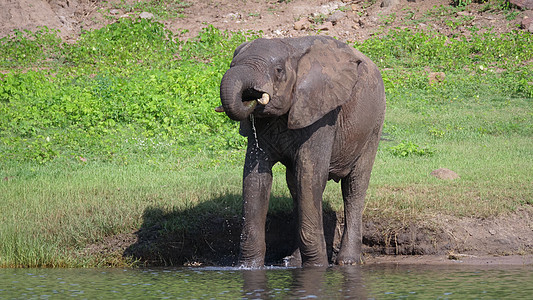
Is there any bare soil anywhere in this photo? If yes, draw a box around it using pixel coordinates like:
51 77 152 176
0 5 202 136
1 0 530 41
84 206 533 267
2 0 532 266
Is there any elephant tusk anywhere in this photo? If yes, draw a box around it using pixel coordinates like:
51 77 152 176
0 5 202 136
257 93 270 105
214 105 225 112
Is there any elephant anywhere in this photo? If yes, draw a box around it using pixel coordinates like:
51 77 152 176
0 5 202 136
215 36 386 267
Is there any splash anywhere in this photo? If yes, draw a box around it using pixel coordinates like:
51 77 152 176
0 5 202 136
249 114 266 155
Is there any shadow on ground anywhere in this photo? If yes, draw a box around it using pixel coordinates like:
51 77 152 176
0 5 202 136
121 193 461 267
123 194 338 266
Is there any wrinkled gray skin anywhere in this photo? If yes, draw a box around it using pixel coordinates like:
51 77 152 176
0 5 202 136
218 36 385 268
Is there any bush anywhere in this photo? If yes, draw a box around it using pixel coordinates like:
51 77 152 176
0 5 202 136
0 21 258 163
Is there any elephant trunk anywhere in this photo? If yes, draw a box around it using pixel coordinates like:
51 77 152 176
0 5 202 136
219 66 269 121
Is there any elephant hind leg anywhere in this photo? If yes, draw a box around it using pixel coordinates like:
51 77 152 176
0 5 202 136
336 128 382 265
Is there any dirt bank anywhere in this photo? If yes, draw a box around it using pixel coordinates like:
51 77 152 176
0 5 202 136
1 0 531 41
83 206 533 267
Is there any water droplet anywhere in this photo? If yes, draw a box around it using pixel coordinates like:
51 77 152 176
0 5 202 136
250 115 266 157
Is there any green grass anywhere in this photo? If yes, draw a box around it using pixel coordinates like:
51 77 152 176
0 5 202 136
105 0 191 21
0 15 531 267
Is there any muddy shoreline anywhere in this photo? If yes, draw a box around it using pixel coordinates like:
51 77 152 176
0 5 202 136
85 207 533 267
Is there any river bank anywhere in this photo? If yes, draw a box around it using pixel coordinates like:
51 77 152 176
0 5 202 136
83 206 533 267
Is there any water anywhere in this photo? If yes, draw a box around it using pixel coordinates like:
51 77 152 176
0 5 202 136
249 114 266 156
1 265 532 299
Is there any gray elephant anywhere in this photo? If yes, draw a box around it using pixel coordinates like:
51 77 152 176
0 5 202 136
216 36 385 267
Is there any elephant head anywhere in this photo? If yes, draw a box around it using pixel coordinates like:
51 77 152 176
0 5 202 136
218 36 362 130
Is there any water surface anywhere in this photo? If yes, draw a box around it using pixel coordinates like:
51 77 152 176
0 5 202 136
1 264 532 299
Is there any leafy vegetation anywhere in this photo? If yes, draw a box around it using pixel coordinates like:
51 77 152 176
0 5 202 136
387 141 434 157
0 20 257 165
0 13 531 267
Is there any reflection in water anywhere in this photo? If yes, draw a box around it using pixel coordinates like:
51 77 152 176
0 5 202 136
1 264 532 298
242 269 268 298
241 266 367 298
340 265 367 299
290 267 328 298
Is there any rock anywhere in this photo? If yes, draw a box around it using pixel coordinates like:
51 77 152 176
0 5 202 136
521 12 533 32
226 13 240 20
139 12 154 20
510 0 533 9
381 0 399 8
317 2 342 15
431 168 459 180
317 21 334 31
522 15 532 28
327 11 346 24
428 72 446 84
273 29 284 36
456 11 471 17
294 18 311 30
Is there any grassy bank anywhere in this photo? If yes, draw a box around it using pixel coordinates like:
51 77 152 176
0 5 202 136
1 17 532 267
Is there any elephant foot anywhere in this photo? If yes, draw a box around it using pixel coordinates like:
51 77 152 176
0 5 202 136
301 254 329 268
336 251 364 266
238 262 263 269
283 248 302 267
238 257 265 269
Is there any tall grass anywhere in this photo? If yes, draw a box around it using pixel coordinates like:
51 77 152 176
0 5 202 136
0 18 531 267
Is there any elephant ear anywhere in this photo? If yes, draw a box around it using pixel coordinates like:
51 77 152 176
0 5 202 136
232 41 251 60
288 38 361 129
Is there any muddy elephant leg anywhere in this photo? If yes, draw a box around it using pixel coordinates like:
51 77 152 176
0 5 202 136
295 130 335 267
284 166 302 267
337 129 382 265
295 155 329 267
239 149 273 268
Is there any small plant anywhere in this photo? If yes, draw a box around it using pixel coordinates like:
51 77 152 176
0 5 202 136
452 0 472 7
428 127 446 138
388 141 434 157
361 0 377 10
0 26 62 68
338 6 351 12
310 13 327 25
505 11 520 21
111 0 191 20
378 13 396 26
403 8 416 21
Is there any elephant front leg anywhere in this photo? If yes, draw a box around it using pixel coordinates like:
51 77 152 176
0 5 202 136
239 149 273 268
295 148 332 267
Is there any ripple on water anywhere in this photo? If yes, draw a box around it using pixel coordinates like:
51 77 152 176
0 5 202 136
0 265 531 298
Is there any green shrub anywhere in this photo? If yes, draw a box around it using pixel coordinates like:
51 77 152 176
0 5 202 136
0 26 62 68
387 141 434 157
0 21 257 163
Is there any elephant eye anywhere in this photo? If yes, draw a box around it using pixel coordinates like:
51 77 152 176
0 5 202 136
274 66 284 78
